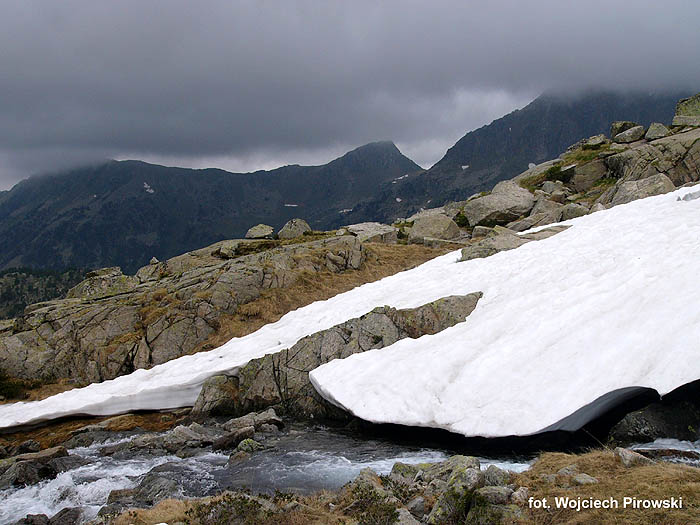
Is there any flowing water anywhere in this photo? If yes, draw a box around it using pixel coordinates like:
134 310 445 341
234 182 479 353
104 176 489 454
0 425 532 524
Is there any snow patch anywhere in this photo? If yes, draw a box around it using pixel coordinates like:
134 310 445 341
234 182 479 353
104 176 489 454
143 182 155 194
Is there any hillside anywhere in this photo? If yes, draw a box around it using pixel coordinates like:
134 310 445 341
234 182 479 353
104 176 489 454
340 90 687 224
0 141 420 273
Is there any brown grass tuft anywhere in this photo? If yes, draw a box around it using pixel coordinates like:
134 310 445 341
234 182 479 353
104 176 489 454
516 449 700 524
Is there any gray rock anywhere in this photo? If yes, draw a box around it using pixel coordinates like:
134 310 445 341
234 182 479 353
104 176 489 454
133 472 181 505
244 224 275 239
609 401 700 445
427 466 484 524
589 203 607 213
610 173 675 206
611 121 639 137
511 486 529 505
463 181 535 227
615 447 655 468
672 93 700 126
572 159 608 192
549 190 568 203
573 473 598 485
65 267 138 300
345 222 398 243
47 508 82 525
190 375 239 419
408 214 461 243
212 426 255 451
277 218 311 240
475 485 513 504
614 126 646 144
585 134 609 148
541 180 565 194
645 122 670 140
460 225 568 261
556 464 578 476
406 207 447 222
396 508 421 525
470 226 493 238
560 203 589 221
483 464 510 486
390 462 421 484
406 496 427 519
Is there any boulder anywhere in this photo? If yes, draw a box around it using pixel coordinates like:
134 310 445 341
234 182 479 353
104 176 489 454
560 203 589 221
190 375 240 419
483 465 510 486
611 121 638 137
408 215 461 243
584 134 609 148
244 224 275 239
672 93 700 126
277 218 311 240
645 122 670 140
427 467 484 524
396 508 421 524
610 173 675 206
212 426 255 451
236 438 263 453
463 181 535 227
14 515 49 525
47 508 82 525
470 226 493 238
541 180 565 194
572 159 608 192
345 222 398 243
615 447 654 468
614 125 646 144
573 473 598 485
475 486 513 504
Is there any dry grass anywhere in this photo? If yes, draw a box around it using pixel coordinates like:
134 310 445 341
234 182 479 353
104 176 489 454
195 242 451 352
112 491 347 525
516 449 700 524
0 411 183 450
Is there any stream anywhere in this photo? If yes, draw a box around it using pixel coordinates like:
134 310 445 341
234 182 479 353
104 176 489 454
0 424 531 524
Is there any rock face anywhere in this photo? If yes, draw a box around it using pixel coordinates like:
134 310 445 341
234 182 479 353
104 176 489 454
0 236 365 384
190 375 240 418
572 159 607 192
408 214 461 243
245 224 275 239
277 218 311 240
197 293 482 419
463 181 535 227
672 93 700 126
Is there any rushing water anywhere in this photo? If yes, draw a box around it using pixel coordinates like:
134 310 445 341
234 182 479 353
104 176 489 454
0 425 531 524
631 438 700 467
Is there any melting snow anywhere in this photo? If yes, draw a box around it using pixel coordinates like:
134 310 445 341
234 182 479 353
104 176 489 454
1 187 700 438
143 182 155 194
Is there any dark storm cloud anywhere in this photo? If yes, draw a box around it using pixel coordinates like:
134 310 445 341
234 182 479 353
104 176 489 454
1 0 699 187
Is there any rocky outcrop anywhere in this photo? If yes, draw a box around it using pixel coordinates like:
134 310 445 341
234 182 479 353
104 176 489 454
0 446 69 488
645 122 670 140
672 93 700 126
191 293 482 419
609 173 676 206
459 225 569 262
614 125 646 144
0 236 365 384
277 218 311 240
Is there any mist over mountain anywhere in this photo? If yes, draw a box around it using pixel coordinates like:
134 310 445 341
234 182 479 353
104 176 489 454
339 90 688 224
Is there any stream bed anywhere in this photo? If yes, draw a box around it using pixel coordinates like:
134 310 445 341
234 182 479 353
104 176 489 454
0 424 532 524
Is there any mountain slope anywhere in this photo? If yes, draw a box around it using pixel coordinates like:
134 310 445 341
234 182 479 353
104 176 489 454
340 90 687 224
0 141 420 273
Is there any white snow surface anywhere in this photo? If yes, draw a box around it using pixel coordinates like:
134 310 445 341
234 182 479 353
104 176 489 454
1 187 700 436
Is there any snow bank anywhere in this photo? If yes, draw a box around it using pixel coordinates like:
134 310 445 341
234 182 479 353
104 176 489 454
310 187 700 436
1 187 699 435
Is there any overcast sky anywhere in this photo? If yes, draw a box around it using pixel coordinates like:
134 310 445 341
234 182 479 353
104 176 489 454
1 1 699 189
